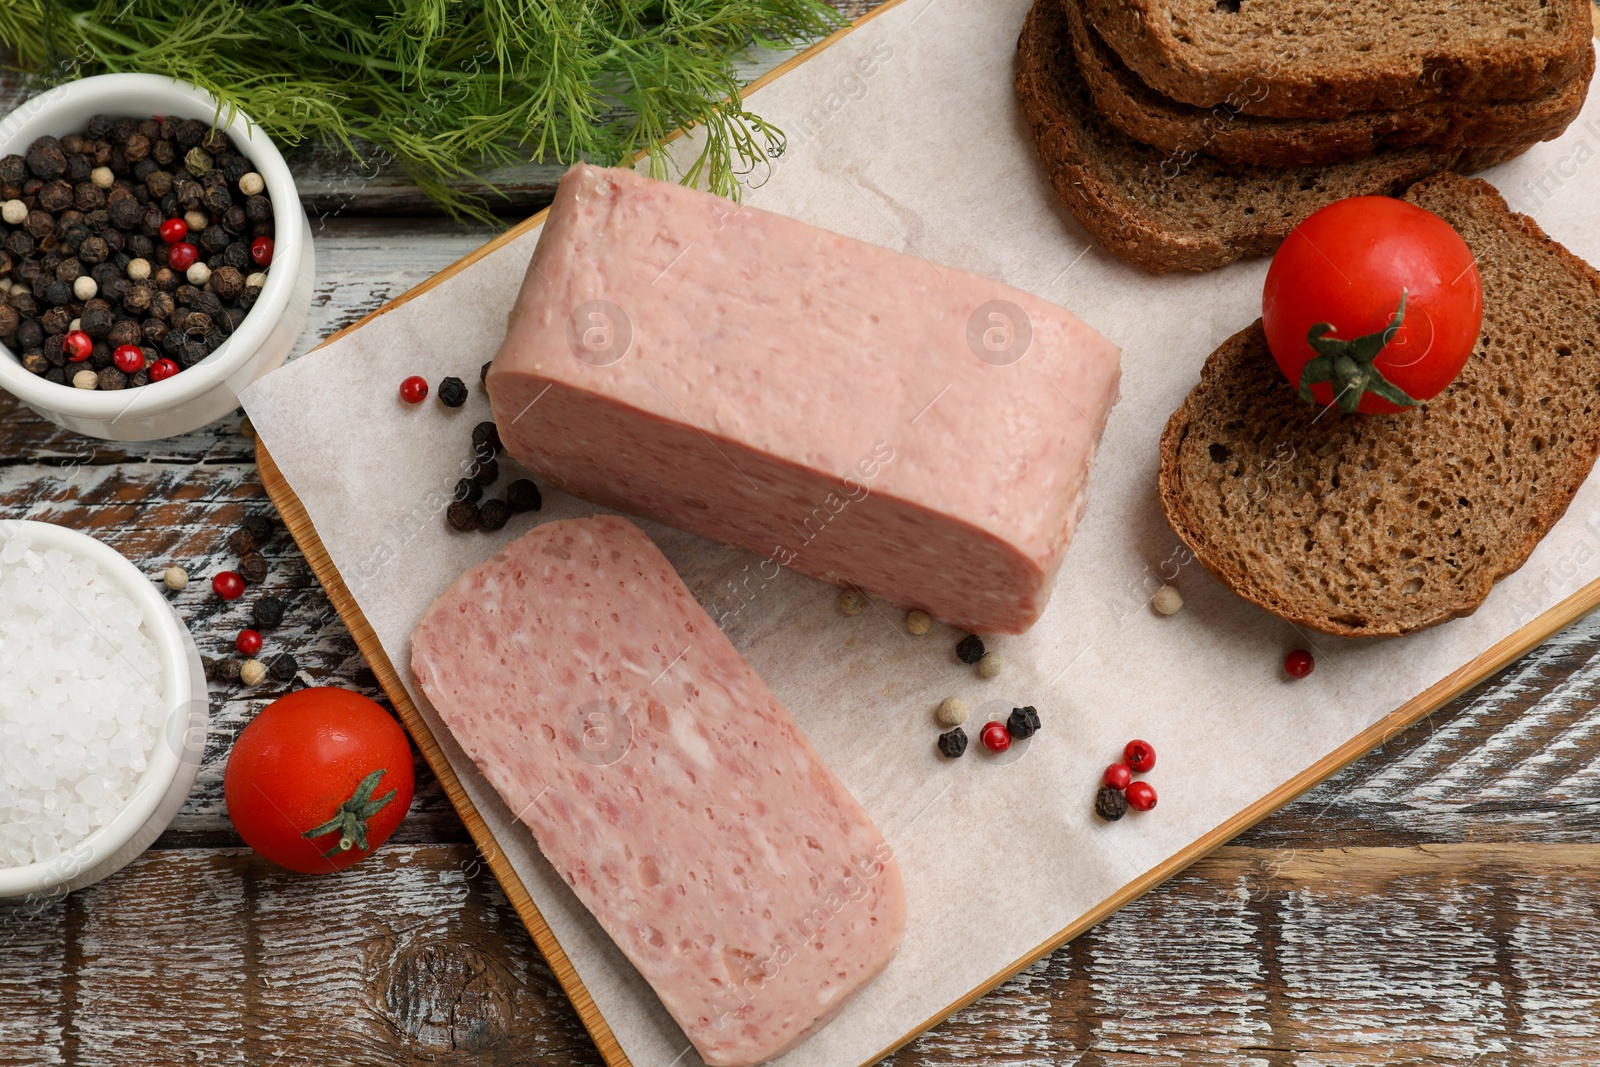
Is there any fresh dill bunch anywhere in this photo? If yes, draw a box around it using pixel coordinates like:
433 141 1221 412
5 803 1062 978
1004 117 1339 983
0 0 844 223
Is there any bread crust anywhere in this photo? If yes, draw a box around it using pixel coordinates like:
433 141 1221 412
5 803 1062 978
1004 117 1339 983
1082 0 1595 120
1157 176 1600 636
1065 0 1595 167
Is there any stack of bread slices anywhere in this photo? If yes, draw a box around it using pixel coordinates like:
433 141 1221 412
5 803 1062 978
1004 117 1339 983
1016 0 1596 272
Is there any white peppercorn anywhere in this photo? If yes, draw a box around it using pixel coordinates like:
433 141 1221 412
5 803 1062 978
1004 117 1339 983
186 261 211 287
162 565 189 591
1153 585 1184 615
72 368 98 389
1 199 26 225
72 275 97 301
936 697 968 727
977 651 1004 679
184 209 208 232
245 271 267 289
905 609 932 635
239 658 266 686
238 172 265 196
90 166 114 189
69 318 81 332
838 588 866 616
127 257 151 281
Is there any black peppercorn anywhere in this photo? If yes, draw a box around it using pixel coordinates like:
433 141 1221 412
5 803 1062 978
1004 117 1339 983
1006 705 1040 740
42 279 72 308
454 477 482 504
73 181 105 212
229 528 256 556
479 360 492 385
179 340 209 368
39 307 71 336
107 320 141 348
0 303 18 338
77 236 108 264
128 368 149 388
25 207 57 238
505 479 541 514
123 284 153 315
252 595 286 629
1095 786 1128 822
44 366 66 385
21 352 48 375
0 154 26 184
222 241 250 270
238 553 269 584
6 230 36 258
80 300 115 337
244 194 271 224
210 265 244 300
471 420 501 455
955 633 986 664
107 195 143 230
478 499 510 532
124 133 150 164
437 376 468 408
473 458 499 486
446 500 480 532
241 513 274 542
268 653 297 682
142 318 168 345
199 225 230 254
937 727 969 759
96 366 127 391
14 319 43 350
217 657 243 683
26 136 67 180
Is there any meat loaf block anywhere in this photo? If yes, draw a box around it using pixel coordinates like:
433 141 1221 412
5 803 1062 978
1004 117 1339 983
1064 0 1594 168
486 163 1121 634
412 516 905 1065
1081 0 1596 120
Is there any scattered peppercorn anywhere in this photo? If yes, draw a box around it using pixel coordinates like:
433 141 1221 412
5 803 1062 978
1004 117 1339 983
437 376 468 408
229 528 256 556
268 653 297 682
935 696 967 727
447 500 480 532
454 477 483 504
1152 585 1184 615
212 571 245 600
1125 781 1158 812
252 596 286 629
241 513 274 543
838 588 866 616
251 235 274 267
479 360 492 385
471 421 501 455
1095 786 1128 822
1284 649 1314 679
162 565 189 592
955 633 985 664
1006 705 1040 739
905 609 932 635
217 657 244 683
505 479 541 514
977 652 1004 679
1123 739 1156 773
1103 763 1132 791
71 368 98 389
236 629 263 656
478 498 510 532
238 553 269 584
937 727 968 759
399 375 428 404
980 721 1011 753
239 659 266 687
473 458 499 486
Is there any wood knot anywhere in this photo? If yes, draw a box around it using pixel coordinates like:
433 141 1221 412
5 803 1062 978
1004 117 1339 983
373 934 519 1051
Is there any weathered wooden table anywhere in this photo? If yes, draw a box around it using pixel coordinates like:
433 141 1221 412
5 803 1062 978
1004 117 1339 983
6 6 1600 1063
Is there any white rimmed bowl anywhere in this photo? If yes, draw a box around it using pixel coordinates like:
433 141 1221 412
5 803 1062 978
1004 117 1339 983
0 73 315 440
0 520 208 899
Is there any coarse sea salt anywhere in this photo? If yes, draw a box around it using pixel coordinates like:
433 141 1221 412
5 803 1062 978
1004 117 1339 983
0 535 167 869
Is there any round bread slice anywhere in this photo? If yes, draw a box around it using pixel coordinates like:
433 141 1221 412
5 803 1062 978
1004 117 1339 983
1013 0 1537 273
1157 175 1600 637
1064 0 1595 168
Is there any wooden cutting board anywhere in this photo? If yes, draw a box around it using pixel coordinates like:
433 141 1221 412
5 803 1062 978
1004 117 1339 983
258 4 1600 1064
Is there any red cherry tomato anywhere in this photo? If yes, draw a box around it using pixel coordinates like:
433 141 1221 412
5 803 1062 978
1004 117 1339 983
1125 781 1158 812
1124 739 1156 773
167 242 198 271
224 687 414 874
1263 196 1482 415
1103 763 1132 791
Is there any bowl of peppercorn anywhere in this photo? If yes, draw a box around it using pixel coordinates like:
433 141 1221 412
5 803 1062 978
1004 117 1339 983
0 73 315 441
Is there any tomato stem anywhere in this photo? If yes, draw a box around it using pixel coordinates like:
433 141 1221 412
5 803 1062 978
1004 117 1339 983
302 768 397 859
1297 290 1421 414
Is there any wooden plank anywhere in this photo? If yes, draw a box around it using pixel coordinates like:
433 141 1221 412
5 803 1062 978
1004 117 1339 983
8 843 1600 1064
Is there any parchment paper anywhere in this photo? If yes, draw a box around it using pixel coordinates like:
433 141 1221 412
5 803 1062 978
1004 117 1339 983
241 2 1600 1064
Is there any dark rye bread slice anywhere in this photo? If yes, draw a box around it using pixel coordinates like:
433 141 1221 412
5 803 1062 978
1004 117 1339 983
1081 0 1596 120
1157 175 1600 638
1065 0 1595 168
1014 0 1538 273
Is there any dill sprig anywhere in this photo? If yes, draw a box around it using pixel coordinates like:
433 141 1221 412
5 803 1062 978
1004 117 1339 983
0 0 843 223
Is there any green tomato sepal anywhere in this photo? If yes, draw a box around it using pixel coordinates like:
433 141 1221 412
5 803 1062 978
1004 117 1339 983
1296 290 1421 414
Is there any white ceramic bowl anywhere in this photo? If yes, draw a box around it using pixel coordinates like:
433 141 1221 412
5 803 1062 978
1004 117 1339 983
0 519 208 899
0 74 315 440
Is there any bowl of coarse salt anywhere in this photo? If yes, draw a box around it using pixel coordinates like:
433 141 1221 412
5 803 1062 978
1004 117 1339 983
0 520 207 899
